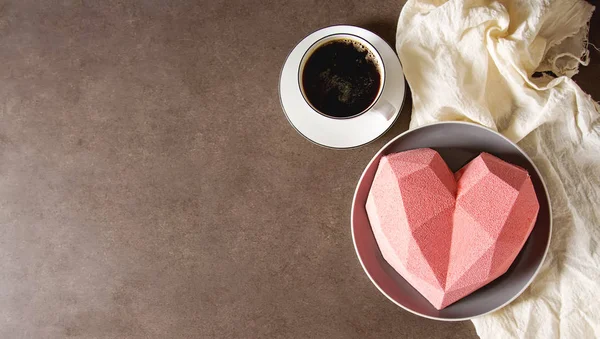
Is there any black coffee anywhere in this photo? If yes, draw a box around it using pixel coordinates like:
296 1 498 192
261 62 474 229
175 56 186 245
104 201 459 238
302 39 381 118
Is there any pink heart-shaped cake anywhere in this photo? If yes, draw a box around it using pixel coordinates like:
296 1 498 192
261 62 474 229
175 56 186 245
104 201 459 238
366 148 539 309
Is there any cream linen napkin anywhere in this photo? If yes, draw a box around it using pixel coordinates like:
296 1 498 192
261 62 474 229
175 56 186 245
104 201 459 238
396 0 599 338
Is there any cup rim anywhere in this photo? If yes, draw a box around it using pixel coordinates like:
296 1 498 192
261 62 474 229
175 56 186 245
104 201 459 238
297 33 386 120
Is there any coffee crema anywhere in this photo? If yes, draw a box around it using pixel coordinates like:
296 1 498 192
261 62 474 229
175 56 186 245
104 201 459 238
301 38 382 118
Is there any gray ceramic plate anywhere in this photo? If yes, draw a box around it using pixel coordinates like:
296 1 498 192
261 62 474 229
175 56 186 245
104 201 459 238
351 122 551 321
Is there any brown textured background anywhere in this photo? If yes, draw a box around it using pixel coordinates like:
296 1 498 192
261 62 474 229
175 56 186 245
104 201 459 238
0 1 597 338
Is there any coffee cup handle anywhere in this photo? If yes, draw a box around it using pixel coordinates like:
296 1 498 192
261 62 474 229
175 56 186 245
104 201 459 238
371 99 396 121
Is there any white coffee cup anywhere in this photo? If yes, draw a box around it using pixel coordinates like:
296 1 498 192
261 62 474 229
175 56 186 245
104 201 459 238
298 34 396 121
280 25 405 149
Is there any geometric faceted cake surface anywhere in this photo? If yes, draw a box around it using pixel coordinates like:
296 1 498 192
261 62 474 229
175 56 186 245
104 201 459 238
366 148 539 309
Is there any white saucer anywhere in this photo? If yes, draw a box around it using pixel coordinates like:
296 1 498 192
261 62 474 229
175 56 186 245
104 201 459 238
279 25 406 149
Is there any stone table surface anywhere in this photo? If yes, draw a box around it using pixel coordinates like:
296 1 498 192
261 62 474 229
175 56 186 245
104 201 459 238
0 1 598 338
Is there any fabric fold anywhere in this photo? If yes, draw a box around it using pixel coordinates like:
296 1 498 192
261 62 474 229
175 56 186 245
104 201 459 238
396 0 599 337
